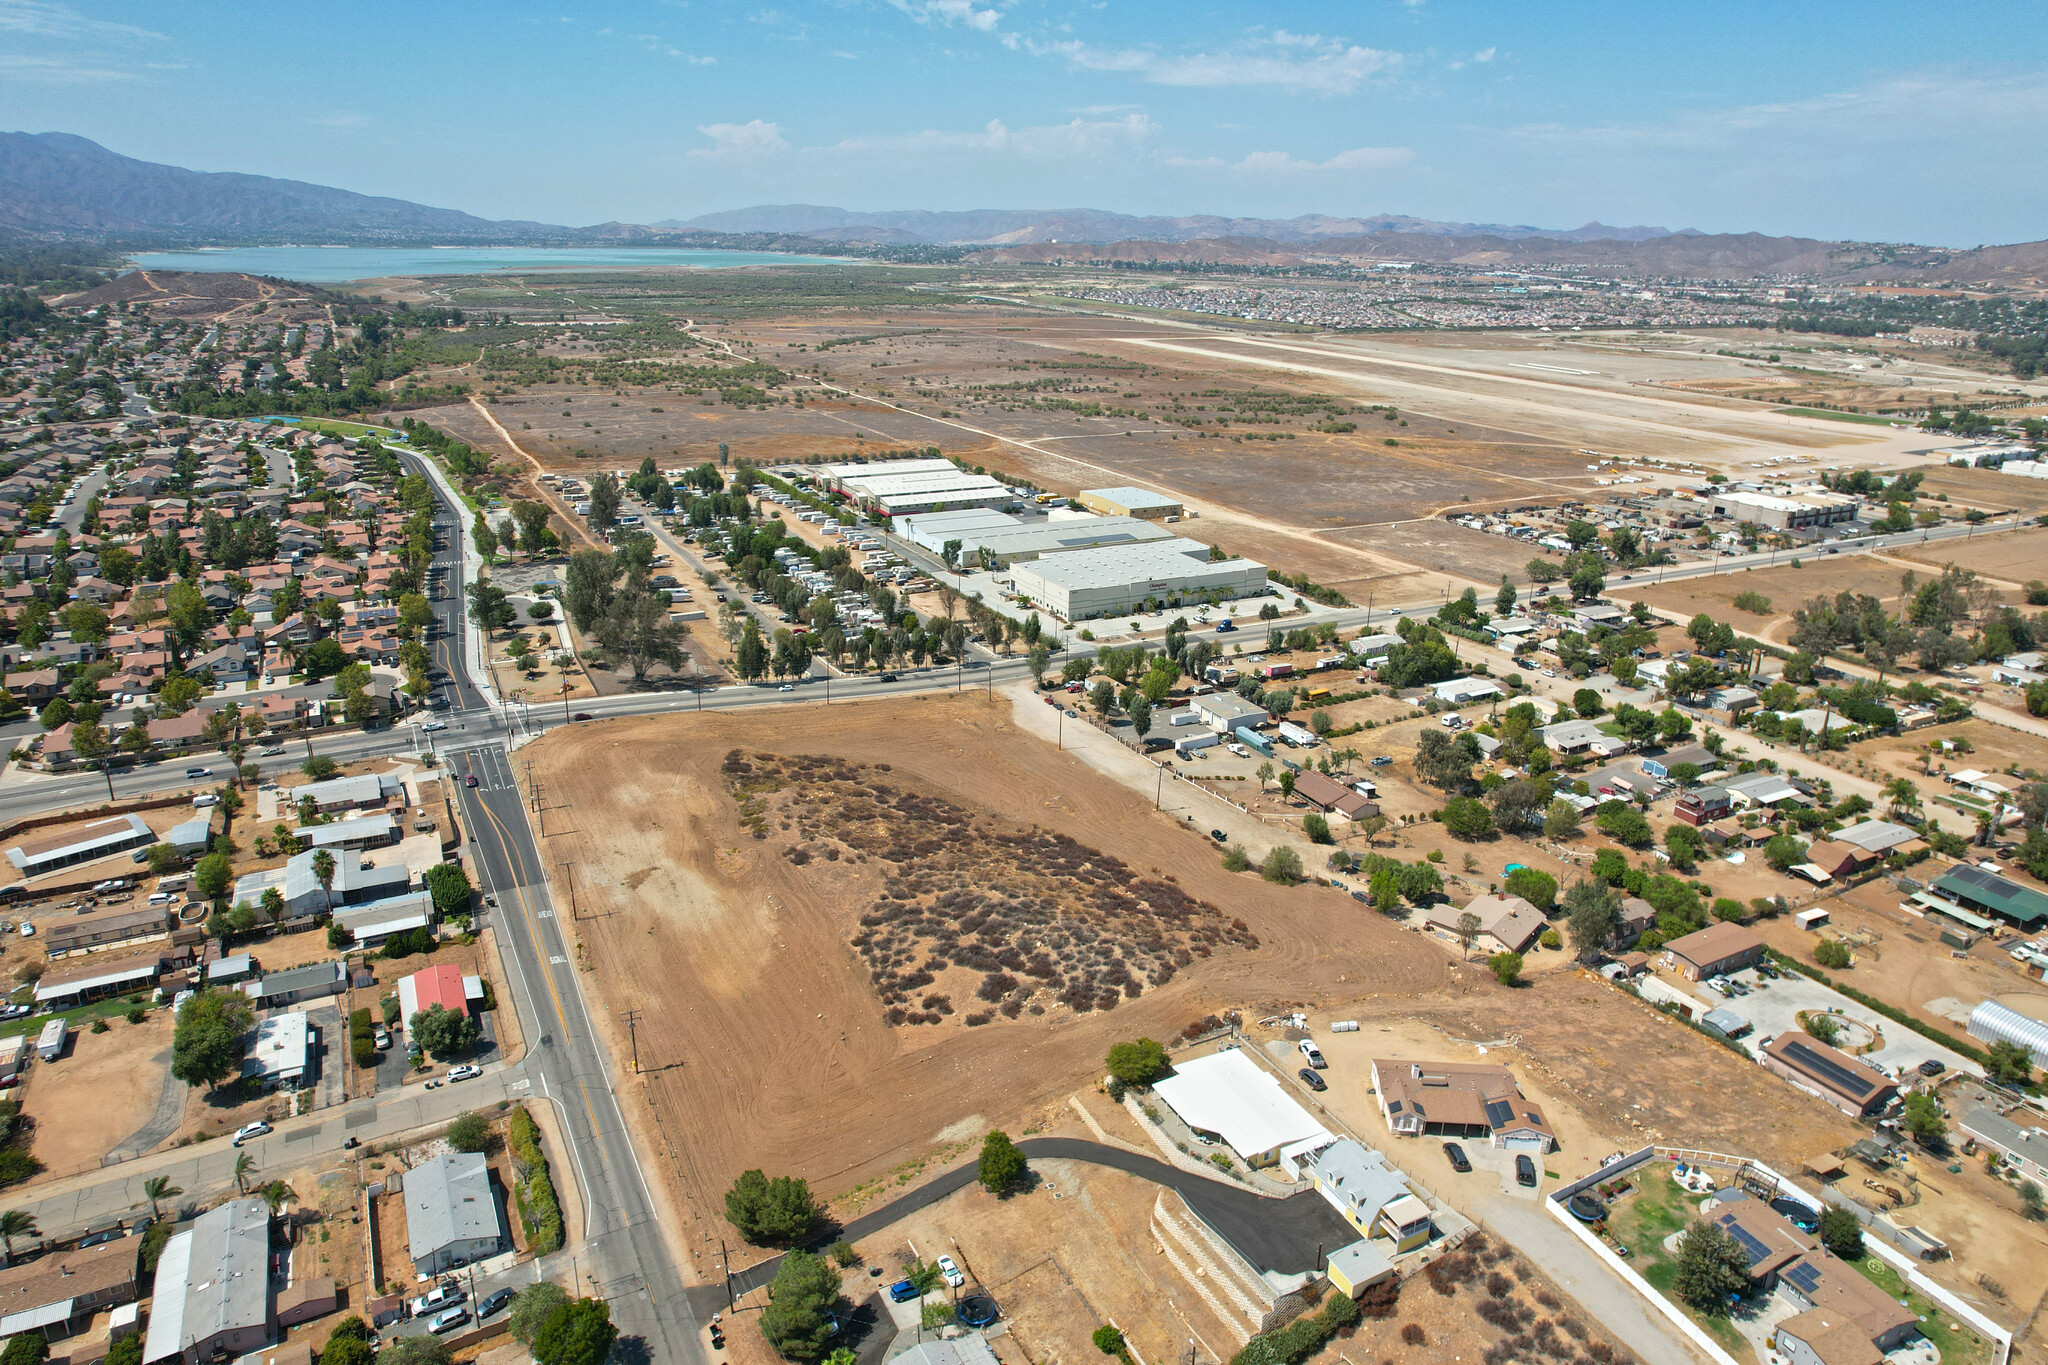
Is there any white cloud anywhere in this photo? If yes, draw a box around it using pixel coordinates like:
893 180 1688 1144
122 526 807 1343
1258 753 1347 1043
1472 46 1496 62
0 0 162 42
823 112 1157 160
691 120 790 159
1167 145 1414 174
1510 68 2048 153
1031 33 1398 95
886 0 1002 32
0 51 138 81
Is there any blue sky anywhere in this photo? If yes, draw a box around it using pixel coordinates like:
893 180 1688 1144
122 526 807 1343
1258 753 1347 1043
3 0 2044 244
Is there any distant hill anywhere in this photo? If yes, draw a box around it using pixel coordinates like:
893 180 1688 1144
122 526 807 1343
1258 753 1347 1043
5 132 2044 289
658 203 1692 246
0 131 555 244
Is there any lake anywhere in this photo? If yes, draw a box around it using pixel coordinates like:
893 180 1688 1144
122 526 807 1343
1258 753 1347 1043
124 245 846 283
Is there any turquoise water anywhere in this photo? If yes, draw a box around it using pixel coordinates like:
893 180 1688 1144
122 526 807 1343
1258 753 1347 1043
126 245 846 283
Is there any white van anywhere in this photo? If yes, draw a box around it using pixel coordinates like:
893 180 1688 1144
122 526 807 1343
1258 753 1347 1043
192 793 219 808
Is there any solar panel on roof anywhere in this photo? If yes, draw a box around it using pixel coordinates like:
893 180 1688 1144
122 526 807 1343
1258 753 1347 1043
1778 1040 1878 1099
1784 1263 1823 1293
1716 1214 1773 1267
1484 1099 1515 1127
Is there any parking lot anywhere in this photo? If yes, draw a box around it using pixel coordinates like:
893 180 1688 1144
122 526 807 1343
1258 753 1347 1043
1697 966 1978 1078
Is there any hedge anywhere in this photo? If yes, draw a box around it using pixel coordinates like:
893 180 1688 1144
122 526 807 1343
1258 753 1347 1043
349 1008 376 1069
1228 1287 1360 1365
1765 949 1991 1068
509 1108 564 1255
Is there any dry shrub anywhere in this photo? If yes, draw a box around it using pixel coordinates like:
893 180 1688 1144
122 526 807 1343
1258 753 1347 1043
1486 1272 1511 1299
1356 1277 1400 1320
1535 1288 1560 1311
1400 1324 1427 1347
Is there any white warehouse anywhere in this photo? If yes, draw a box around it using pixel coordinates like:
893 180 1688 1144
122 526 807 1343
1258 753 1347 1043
1009 541 1268 621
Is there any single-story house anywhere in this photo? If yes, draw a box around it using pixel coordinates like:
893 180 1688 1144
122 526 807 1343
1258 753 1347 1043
1804 841 1880 881
34 952 166 1007
242 1011 312 1091
1958 1108 2048 1184
332 891 435 948
0 1235 141 1341
1538 719 1627 757
405 1152 506 1275
42 903 175 958
1721 772 1806 810
245 961 345 1009
1830 820 1925 859
6 814 156 878
1369 1058 1554 1151
141 1199 273 1365
396 963 483 1032
1423 894 1546 955
1640 744 1716 780
1151 1048 1330 1168
1662 922 1765 981
1432 677 1502 706
294 772 402 814
1291 770 1380 821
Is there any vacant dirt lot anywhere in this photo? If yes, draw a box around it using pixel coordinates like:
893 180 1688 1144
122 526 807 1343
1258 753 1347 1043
1890 527 2048 584
1628 552 2028 648
521 695 1450 1242
21 1009 174 1181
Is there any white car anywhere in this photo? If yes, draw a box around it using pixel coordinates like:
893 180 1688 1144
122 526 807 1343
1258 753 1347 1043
232 1121 271 1147
1298 1039 1327 1068
937 1255 965 1289
421 720 448 733
447 1064 483 1083
429 1307 470 1334
411 1284 464 1316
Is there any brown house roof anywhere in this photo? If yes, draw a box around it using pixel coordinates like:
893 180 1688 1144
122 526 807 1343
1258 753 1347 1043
0 1235 138 1316
1664 921 1764 968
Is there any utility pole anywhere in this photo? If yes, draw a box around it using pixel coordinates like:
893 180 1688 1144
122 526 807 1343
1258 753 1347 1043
621 1009 642 1072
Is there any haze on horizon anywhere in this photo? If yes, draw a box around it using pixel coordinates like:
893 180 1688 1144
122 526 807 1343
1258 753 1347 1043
1 0 2043 247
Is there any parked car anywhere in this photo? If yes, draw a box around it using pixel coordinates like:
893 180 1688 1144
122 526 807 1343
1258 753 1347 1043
1443 1142 1472 1173
232 1121 271 1147
1210 829 1227 842
1917 1059 1946 1078
888 1279 921 1303
1370 755 1393 766
1515 1154 1538 1187
430 1307 470 1334
937 1255 965 1289
479 1289 515 1319
1298 1067 1327 1092
447 1064 483 1083
374 1030 392 1051
1298 1039 1327 1069
410 1284 465 1317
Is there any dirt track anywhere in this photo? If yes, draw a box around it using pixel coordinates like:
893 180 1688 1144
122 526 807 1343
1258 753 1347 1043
521 694 1449 1234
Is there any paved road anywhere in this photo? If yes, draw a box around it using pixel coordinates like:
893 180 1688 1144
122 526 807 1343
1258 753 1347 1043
730 1136 1355 1295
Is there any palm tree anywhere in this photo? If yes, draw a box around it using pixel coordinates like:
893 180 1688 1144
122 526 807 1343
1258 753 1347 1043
0 1211 37 1261
143 1177 182 1220
234 1153 255 1194
260 1180 296 1217
311 849 336 916
1883 777 1922 821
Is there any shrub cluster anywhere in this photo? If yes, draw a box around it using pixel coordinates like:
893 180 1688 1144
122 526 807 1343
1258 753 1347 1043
1226 1286 1360 1365
348 1008 376 1069
509 1108 564 1254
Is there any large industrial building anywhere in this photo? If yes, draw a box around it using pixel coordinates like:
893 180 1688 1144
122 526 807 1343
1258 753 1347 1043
1077 486 1183 520
1703 489 1857 531
824 461 1021 517
896 507 1175 566
1008 541 1267 620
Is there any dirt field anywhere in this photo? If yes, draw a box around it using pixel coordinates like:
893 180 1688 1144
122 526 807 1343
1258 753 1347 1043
1890 527 2048 584
520 694 1451 1254
19 1009 174 1181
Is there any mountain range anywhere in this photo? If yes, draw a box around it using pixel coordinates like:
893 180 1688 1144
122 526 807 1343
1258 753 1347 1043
4 131 2045 287
653 204 1697 246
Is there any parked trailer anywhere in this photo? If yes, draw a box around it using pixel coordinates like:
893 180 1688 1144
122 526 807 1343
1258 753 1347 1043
1259 663 1294 680
36 1018 66 1062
